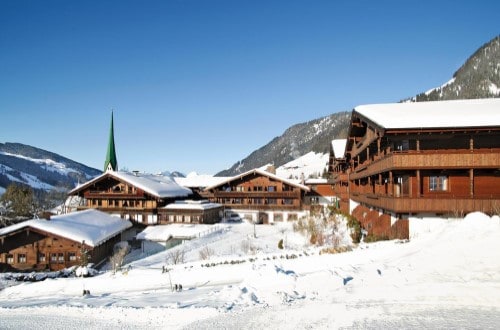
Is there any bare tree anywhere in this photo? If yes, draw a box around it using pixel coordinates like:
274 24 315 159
110 243 129 274
167 249 185 265
199 246 214 260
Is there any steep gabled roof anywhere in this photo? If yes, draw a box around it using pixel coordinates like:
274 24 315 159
204 168 310 192
353 98 500 130
0 209 132 247
69 171 192 198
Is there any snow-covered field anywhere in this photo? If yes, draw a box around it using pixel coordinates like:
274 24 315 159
1 212 499 329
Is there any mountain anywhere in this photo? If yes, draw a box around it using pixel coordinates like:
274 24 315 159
409 35 500 102
218 35 500 177
216 112 350 176
0 142 101 192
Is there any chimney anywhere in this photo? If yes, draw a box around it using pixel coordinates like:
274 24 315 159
266 165 276 174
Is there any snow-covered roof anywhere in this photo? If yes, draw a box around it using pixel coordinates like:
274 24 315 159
164 200 222 210
69 171 192 198
331 139 347 159
204 168 310 192
354 98 500 129
136 224 217 241
0 209 132 247
305 178 328 184
174 173 230 189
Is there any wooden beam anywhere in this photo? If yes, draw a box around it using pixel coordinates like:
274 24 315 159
469 169 474 197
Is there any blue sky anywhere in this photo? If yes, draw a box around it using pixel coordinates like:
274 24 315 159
1 1 498 175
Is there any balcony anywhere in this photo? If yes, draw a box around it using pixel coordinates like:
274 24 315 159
214 191 300 198
350 149 500 180
84 190 145 199
351 193 497 214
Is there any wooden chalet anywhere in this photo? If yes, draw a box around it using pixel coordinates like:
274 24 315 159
0 209 132 272
204 168 310 223
345 98 500 239
328 139 349 213
68 171 192 225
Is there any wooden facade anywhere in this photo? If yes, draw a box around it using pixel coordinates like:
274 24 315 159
0 227 118 272
68 171 192 225
342 99 500 238
204 169 310 222
0 210 131 272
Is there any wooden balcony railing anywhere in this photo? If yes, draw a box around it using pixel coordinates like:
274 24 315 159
214 191 300 198
84 190 145 199
351 149 500 180
351 193 498 214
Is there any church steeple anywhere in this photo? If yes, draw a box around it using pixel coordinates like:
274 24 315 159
104 111 118 172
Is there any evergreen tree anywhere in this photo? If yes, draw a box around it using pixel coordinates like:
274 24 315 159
0 183 35 218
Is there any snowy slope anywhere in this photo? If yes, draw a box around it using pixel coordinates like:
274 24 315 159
0 143 101 191
274 151 328 179
0 212 499 329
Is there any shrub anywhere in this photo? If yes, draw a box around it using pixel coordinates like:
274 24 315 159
364 234 390 243
345 214 362 243
278 239 284 249
199 246 215 260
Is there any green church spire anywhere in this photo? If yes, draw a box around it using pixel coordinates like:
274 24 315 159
104 111 118 172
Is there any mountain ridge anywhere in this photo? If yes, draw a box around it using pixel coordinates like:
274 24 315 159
0 142 101 192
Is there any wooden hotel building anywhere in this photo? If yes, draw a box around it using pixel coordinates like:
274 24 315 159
344 98 500 238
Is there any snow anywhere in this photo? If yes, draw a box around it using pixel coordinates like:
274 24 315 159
424 77 456 95
205 168 310 192
489 82 500 95
331 139 347 159
0 163 55 191
70 171 192 198
275 151 329 180
164 200 222 210
136 224 223 241
355 98 500 129
0 152 80 176
1 212 499 329
0 209 132 247
174 172 230 188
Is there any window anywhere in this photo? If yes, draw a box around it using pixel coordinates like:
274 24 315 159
396 139 409 151
267 186 277 192
283 199 293 205
236 186 245 192
267 198 277 205
68 252 77 262
6 254 14 264
430 175 448 191
50 253 58 262
253 198 262 205
18 254 27 263
58 253 65 263
38 253 46 263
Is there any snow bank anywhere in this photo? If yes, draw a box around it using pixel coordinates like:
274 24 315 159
1 212 499 329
